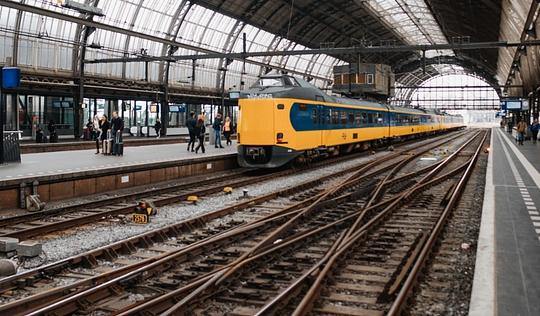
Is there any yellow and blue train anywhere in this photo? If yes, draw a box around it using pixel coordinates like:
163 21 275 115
237 74 464 168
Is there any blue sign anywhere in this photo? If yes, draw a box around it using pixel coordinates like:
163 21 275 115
1 67 21 89
169 104 186 113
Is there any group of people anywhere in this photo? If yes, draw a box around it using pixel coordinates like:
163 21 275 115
185 112 234 154
84 110 232 155
89 111 124 155
512 118 539 146
36 120 58 143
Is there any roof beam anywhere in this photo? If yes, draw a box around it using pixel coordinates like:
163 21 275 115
85 40 540 64
393 85 521 89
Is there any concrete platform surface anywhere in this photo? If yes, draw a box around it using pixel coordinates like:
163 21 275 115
470 128 540 316
0 141 237 182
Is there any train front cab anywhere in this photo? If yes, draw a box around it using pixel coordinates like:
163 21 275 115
237 98 309 168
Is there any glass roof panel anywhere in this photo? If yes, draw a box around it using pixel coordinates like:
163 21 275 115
8 0 348 89
360 0 453 58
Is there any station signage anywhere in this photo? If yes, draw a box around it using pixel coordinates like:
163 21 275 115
501 98 524 111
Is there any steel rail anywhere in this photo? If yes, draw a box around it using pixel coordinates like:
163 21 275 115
8 130 468 315
138 131 478 315
0 153 389 314
114 152 473 316
251 131 483 315
386 131 488 316
289 130 487 316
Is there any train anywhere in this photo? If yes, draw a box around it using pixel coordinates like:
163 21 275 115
236 74 464 168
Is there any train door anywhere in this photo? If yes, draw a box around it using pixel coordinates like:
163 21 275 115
320 106 330 147
384 105 392 138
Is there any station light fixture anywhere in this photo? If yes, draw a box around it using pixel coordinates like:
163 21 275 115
88 42 102 49
60 0 104 16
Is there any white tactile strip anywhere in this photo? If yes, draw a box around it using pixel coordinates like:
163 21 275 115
497 129 540 242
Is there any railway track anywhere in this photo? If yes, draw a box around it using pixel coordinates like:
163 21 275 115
0 149 376 241
163 130 487 316
0 153 395 314
275 130 489 316
0 129 486 315
0 130 466 241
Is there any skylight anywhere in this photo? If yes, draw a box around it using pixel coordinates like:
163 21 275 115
358 0 453 58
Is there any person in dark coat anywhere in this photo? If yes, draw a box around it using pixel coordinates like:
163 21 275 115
154 119 162 139
48 120 57 143
194 118 206 154
213 113 224 148
110 111 124 155
99 115 110 154
186 111 197 152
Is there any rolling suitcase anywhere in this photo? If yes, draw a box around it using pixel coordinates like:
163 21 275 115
103 130 113 155
114 132 124 156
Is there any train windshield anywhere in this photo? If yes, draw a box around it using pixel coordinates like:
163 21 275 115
259 78 284 87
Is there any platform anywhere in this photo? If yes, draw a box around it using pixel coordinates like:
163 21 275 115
0 141 238 209
20 135 189 154
470 127 540 316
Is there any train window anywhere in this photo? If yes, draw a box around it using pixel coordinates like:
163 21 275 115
331 110 339 125
355 113 362 125
367 73 374 84
362 112 367 124
284 76 300 86
299 104 308 111
340 111 348 125
324 111 331 124
312 109 318 124
377 113 384 124
259 77 283 87
368 113 374 124
348 113 355 124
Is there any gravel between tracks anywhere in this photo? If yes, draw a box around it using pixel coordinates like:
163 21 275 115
21 151 390 269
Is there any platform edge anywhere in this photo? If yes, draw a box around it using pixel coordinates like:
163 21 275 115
469 127 496 316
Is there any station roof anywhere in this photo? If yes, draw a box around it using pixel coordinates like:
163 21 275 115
0 0 507 95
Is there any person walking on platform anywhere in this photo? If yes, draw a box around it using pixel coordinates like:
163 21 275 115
213 113 224 148
187 111 197 152
99 115 111 155
85 119 94 141
517 119 527 146
94 115 101 154
154 119 162 139
48 120 58 143
223 116 233 146
195 118 206 154
530 119 539 144
111 111 124 156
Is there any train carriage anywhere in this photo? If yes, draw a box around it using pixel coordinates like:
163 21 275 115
237 74 464 168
